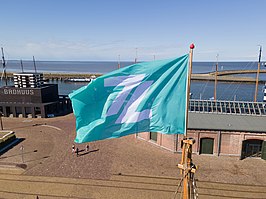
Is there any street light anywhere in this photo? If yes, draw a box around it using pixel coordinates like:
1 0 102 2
0 112 3 130
20 145 24 163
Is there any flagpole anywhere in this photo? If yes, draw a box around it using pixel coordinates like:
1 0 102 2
177 44 197 199
185 44 194 137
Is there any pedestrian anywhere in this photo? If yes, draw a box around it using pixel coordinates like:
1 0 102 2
86 144 89 152
76 147 79 157
72 144 75 153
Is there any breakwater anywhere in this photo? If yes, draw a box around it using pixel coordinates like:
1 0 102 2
4 70 266 83
191 74 260 83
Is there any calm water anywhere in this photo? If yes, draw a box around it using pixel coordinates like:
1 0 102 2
1 60 265 102
2 60 134 74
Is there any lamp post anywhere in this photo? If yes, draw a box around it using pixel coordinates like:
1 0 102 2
0 112 3 130
20 145 24 163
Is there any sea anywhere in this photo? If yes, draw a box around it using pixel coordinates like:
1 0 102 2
1 60 266 102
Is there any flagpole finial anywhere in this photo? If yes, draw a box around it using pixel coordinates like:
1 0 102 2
190 43 195 49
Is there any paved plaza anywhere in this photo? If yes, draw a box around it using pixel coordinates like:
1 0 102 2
0 114 265 198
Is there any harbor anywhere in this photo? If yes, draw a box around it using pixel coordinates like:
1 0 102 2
1 1 266 198
1 72 266 102
1 56 266 161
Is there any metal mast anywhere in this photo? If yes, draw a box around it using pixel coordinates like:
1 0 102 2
135 48 138 63
33 56 37 73
1 47 7 86
118 54 120 69
20 59 24 72
214 54 219 101
254 45 262 102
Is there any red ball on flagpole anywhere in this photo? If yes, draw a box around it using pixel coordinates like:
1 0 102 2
190 43 195 49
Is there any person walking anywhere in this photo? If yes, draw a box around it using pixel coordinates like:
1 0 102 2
86 144 89 152
72 144 75 153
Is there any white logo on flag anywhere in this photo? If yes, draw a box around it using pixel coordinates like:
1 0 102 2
104 75 153 124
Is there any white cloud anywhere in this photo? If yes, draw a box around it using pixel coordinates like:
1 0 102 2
2 38 193 61
5 40 260 61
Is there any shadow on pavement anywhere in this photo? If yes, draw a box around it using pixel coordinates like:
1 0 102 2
25 155 50 163
0 146 38 159
78 149 99 157
0 138 25 156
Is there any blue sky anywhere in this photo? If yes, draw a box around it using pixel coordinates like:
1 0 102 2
0 0 265 61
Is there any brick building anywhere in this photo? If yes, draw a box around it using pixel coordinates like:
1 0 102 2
137 99 266 159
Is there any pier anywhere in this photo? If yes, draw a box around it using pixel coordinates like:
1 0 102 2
191 74 258 82
207 69 266 76
192 69 266 83
4 69 266 83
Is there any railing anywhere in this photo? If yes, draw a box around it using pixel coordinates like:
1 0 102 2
189 99 266 116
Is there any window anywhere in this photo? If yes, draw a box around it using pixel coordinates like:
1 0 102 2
241 139 263 159
150 132 157 142
200 138 214 154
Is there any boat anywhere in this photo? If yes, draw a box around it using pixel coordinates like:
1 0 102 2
64 78 91 82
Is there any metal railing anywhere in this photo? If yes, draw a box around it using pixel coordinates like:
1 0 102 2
189 99 266 116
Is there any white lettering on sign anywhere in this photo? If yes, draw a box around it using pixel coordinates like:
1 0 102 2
3 89 34 95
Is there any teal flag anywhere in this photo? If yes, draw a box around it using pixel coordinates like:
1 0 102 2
69 54 189 143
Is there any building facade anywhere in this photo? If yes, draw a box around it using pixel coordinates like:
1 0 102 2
0 73 72 118
137 100 266 159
